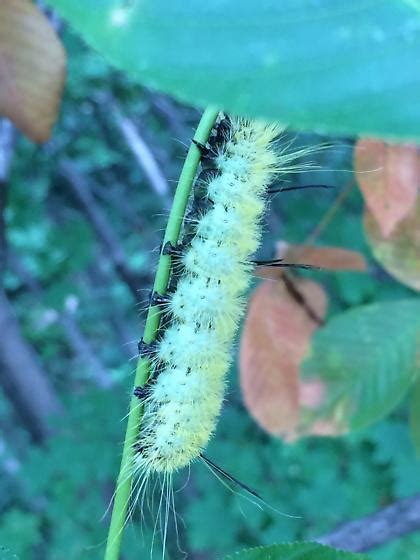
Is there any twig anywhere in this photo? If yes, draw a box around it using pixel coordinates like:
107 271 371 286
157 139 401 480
58 160 146 301
317 494 420 552
0 123 63 442
277 180 355 320
111 105 170 201
303 180 355 247
103 106 219 560
281 274 325 326
0 288 63 442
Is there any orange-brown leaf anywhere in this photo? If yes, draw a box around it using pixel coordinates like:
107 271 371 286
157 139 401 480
354 140 419 238
364 198 420 291
239 278 327 437
285 244 367 271
256 241 367 280
0 0 66 142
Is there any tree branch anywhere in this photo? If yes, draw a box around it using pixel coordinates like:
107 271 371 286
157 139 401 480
111 104 171 202
58 160 147 301
317 494 420 552
0 288 63 442
0 121 63 442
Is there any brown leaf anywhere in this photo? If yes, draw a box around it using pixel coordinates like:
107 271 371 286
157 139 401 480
0 0 66 142
354 140 419 238
239 278 327 437
256 241 367 280
284 243 367 271
364 197 420 291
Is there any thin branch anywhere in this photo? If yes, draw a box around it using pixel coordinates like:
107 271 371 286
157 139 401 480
303 180 355 247
0 122 62 442
0 288 63 442
317 494 420 552
111 104 171 202
281 273 325 326
58 160 146 301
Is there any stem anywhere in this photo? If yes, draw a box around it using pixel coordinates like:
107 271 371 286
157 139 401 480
104 106 219 560
303 180 354 247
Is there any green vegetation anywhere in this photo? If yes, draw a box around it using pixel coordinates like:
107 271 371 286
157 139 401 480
0 3 419 560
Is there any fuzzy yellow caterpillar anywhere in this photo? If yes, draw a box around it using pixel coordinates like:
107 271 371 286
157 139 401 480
132 118 284 483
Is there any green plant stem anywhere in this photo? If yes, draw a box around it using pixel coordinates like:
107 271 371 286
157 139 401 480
104 106 219 560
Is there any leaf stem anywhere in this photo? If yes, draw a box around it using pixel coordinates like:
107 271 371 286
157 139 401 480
103 106 219 560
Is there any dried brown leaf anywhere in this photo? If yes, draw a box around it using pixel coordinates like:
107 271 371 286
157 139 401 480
0 0 66 142
364 198 420 291
354 140 419 238
256 241 367 280
239 278 327 437
285 243 367 271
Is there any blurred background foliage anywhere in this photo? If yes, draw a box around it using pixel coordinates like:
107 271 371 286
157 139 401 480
0 16 419 560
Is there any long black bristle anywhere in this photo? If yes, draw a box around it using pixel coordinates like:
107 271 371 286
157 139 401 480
268 184 335 194
252 258 320 271
200 453 263 502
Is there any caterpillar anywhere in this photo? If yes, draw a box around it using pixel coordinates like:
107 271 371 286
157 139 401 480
133 118 281 476
125 115 320 552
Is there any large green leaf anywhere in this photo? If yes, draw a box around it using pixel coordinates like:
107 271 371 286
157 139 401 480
0 549 18 560
409 377 420 454
224 543 370 560
46 0 420 140
302 299 420 430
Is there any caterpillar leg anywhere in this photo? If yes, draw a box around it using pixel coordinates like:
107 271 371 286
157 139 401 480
192 139 213 158
137 338 158 359
161 241 185 257
133 385 151 400
149 291 170 307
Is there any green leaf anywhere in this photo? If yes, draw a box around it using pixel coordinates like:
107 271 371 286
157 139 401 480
302 299 420 430
0 548 19 560
224 542 370 560
46 1 420 140
409 378 420 455
0 510 41 559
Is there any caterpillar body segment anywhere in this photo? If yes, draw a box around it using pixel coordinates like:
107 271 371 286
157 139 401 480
133 117 286 479
168 275 244 338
